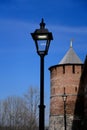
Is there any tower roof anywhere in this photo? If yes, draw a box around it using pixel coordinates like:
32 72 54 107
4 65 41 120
59 42 82 65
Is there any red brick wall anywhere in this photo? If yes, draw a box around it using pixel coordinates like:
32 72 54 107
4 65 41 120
49 64 82 116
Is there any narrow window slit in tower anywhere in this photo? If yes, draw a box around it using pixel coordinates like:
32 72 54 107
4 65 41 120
63 65 65 73
73 65 75 73
75 87 77 92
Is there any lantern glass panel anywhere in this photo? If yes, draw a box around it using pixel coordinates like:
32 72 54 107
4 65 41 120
62 95 67 102
37 40 47 52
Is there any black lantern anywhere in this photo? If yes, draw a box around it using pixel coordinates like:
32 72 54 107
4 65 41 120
62 93 67 102
31 19 53 130
31 18 53 56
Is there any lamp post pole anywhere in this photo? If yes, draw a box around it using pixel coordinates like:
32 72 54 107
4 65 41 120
62 87 67 130
39 54 45 130
64 97 66 130
31 19 53 130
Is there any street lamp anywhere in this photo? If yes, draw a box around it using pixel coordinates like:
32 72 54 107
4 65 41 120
62 87 67 130
31 18 53 130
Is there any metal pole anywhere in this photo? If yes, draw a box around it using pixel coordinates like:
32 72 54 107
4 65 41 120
39 55 45 130
64 100 66 130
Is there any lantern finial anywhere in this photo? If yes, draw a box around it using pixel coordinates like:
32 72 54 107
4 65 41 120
40 18 45 29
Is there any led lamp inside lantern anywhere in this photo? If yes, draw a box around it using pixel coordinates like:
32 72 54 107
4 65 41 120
37 35 48 39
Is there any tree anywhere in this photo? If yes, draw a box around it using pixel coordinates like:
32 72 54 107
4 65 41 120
24 86 39 130
0 86 39 130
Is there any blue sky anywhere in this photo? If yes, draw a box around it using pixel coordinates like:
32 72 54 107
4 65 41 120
0 0 87 125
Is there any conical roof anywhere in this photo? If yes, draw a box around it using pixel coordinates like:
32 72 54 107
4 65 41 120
59 43 82 64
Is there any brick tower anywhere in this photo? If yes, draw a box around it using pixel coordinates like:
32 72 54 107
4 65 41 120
49 42 83 130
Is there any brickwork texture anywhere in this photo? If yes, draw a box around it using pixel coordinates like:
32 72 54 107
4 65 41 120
49 64 83 130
